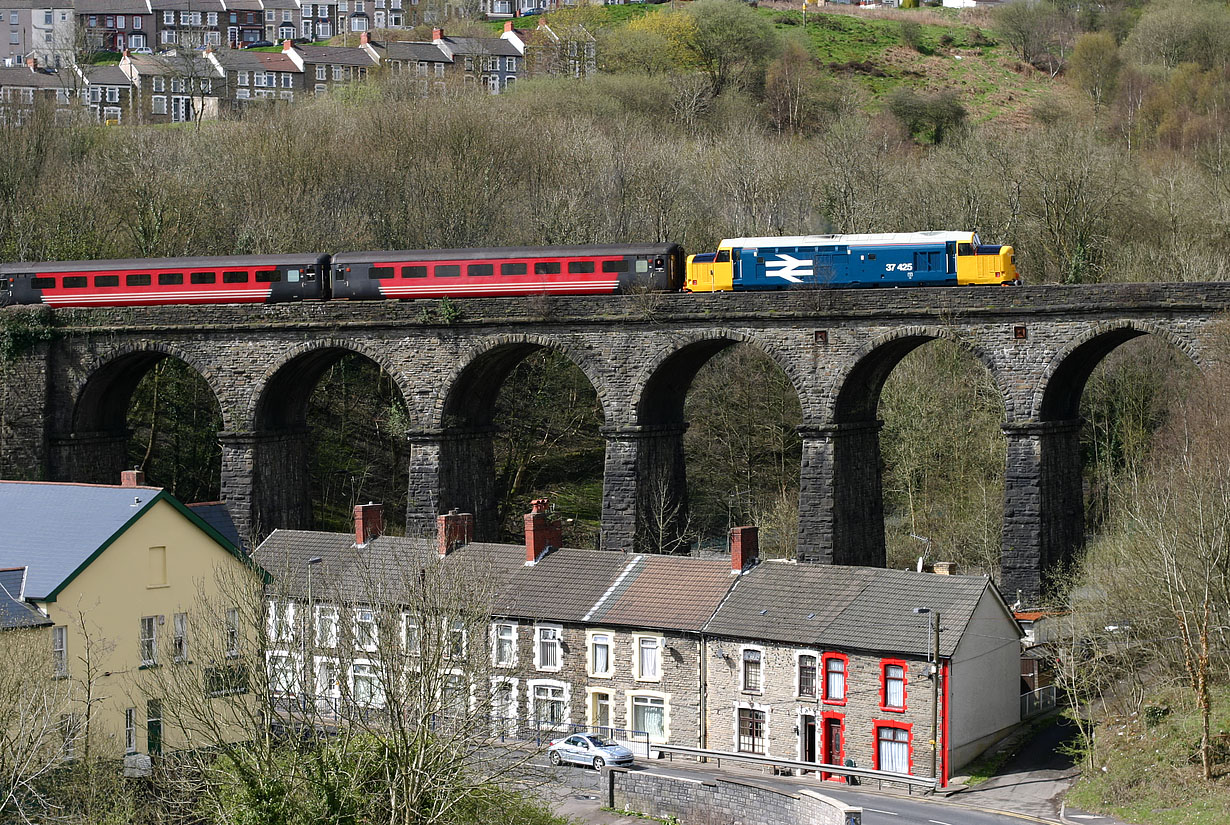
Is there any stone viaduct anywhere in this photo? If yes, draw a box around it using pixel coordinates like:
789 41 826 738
2 283 1227 602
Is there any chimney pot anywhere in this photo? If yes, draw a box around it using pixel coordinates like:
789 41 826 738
730 525 759 574
120 468 145 487
436 510 474 557
354 502 384 546
524 499 562 564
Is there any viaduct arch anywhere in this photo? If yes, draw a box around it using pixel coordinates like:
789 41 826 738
7 284 1227 601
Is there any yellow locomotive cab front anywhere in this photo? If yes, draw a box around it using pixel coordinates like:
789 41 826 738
685 248 735 292
955 241 1020 285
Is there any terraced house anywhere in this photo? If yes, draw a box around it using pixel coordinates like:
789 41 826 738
252 501 1021 786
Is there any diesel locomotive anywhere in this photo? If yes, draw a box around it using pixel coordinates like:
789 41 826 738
0 232 1017 308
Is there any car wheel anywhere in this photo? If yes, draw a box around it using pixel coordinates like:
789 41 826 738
549 751 562 766
593 756 605 770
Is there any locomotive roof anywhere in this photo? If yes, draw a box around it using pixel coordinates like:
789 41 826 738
332 244 682 264
722 231 977 248
0 252 326 274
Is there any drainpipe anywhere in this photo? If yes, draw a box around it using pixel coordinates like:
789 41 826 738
698 635 708 749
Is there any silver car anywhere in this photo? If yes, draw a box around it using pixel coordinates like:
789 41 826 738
547 734 635 769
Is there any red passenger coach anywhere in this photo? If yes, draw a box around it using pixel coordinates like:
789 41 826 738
0 253 330 307
329 244 684 300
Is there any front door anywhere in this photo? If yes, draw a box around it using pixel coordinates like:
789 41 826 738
800 714 817 771
170 95 192 123
823 717 842 779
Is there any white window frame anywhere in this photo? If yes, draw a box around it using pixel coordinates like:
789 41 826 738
207 11 218 25
236 70 249 86
353 607 378 652
492 621 517 668
140 616 158 666
633 634 663 682
526 678 569 730
266 599 295 644
315 604 338 649
314 655 341 700
266 650 300 695
163 10 174 24
735 701 768 755
491 676 518 732
627 690 670 744
796 649 819 699
586 629 613 678
401 612 419 654
445 617 467 659
533 623 562 672
350 659 385 707
173 612 188 662
151 75 165 92
52 626 67 677
740 646 763 694
225 607 240 657
124 707 136 753
316 64 326 80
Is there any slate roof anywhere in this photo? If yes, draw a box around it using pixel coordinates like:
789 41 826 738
439 36 520 58
212 50 301 72
0 481 164 600
125 53 221 78
75 0 153 14
703 562 998 658
0 568 51 630
372 40 452 63
188 501 245 554
83 66 133 86
149 0 224 10
493 548 633 624
292 45 377 67
0 67 73 89
583 554 732 632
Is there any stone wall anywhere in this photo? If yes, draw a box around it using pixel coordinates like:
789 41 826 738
607 767 862 825
6 283 1229 599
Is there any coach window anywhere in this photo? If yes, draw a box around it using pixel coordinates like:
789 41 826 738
158 272 183 285
601 260 628 273
567 261 594 274
958 243 973 256
223 271 248 283
434 265 460 278
31 277 56 289
256 270 281 283
369 267 394 279
467 264 493 277
62 276 88 288
501 262 527 276
190 272 216 284
402 266 427 278
95 275 119 288
534 261 560 275
635 260 649 273
126 274 151 286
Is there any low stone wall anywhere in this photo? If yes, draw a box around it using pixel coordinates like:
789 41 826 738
606 767 861 825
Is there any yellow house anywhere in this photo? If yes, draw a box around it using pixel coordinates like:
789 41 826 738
0 473 264 761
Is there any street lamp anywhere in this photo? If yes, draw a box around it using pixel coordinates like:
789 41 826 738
913 607 941 785
305 557 323 710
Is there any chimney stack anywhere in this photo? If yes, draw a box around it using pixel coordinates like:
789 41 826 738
354 502 384 546
25 56 37 72
524 499 561 565
432 27 444 41
436 509 474 557
282 39 293 51
504 20 514 32
120 468 146 487
360 31 369 45
730 525 758 574
933 561 958 576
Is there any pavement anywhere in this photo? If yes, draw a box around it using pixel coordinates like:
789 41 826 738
530 716 1141 825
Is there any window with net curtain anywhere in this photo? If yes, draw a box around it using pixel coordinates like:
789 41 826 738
632 695 665 740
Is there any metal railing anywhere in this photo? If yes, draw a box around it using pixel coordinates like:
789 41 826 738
493 717 653 757
653 743 938 793
1021 684 1058 718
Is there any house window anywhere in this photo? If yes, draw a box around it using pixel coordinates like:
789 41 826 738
235 89 250 100
741 648 762 693
446 618 466 659
630 694 667 742
530 681 566 729
52 626 67 677
737 707 765 754
316 65 326 80
89 15 97 27
267 600 295 643
207 11 217 25
589 690 611 733
635 636 661 681
588 631 611 677
351 661 384 706
441 671 466 721
882 660 907 711
281 72 292 88
435 63 443 77
464 56 473 71
237 70 249 86
823 653 847 703
316 605 338 648
267 653 297 694
493 622 516 667
402 613 419 654
139 616 158 666
170 77 185 93
505 56 515 71
133 14 141 28
105 15 114 27
875 723 911 774
105 86 119 103
354 608 377 651
798 653 818 699
173 612 188 662
332 64 343 81
124 707 136 753
180 10 189 24
535 625 561 671
283 9 293 21
225 608 239 657
117 14 125 27
152 75 165 92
